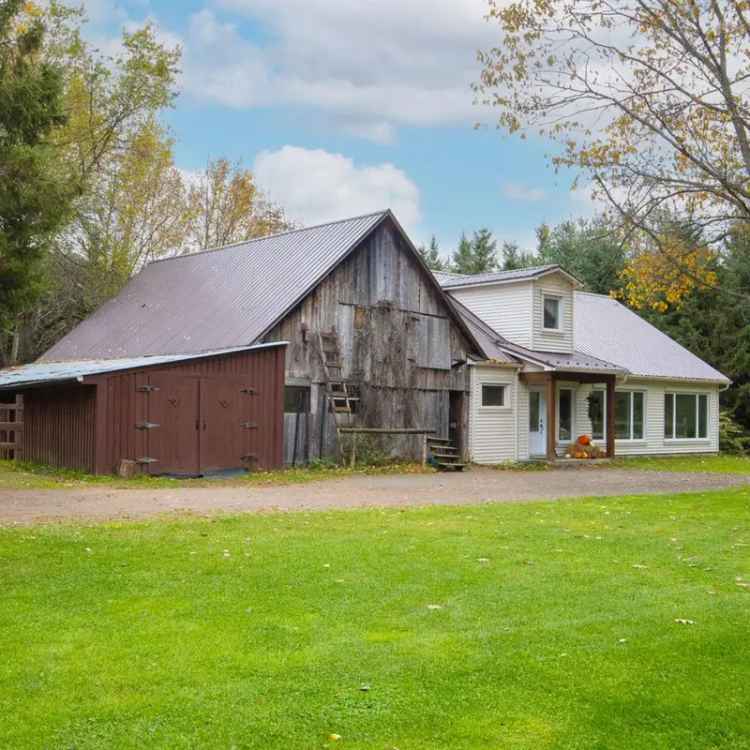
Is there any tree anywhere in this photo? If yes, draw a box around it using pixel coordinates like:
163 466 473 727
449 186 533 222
451 229 499 275
500 240 536 271
477 0 750 298
536 218 628 294
0 0 71 363
417 235 448 271
6 7 183 363
184 158 289 251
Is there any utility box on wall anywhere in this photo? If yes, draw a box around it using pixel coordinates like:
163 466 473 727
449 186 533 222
0 343 286 476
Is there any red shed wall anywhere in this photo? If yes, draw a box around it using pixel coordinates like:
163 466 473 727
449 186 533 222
22 385 97 472
97 345 285 474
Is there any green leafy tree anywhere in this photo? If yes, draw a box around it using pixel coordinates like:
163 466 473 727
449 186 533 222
417 235 448 272
0 0 71 363
11 9 183 363
536 218 627 295
451 229 499 275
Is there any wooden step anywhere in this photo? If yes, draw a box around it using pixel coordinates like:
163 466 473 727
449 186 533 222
427 437 451 444
431 449 459 459
435 461 466 471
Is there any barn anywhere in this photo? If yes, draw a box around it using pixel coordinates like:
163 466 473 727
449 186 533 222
0 343 286 476
35 210 482 467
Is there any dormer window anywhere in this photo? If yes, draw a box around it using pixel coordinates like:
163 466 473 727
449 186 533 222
543 294 561 330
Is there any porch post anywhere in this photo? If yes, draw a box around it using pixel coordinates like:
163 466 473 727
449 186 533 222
546 373 556 460
606 375 616 458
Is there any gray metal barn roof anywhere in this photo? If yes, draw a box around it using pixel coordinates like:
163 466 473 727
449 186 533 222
42 212 390 361
0 343 286 390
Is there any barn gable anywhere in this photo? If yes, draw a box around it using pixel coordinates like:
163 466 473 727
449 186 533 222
42 211 480 362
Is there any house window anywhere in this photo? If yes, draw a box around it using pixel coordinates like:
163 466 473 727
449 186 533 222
284 386 310 414
665 393 708 439
482 384 506 407
558 388 573 441
543 295 561 330
588 390 605 440
615 391 644 440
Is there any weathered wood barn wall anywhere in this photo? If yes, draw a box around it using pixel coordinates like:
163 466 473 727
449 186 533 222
263 218 475 462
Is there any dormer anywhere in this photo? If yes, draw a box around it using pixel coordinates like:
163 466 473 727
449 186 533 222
437 265 581 354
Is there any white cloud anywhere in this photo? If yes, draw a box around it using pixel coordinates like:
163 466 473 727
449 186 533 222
163 1 497 140
253 146 421 232
501 182 547 202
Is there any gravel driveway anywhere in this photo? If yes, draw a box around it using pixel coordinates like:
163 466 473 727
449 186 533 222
0 466 748 525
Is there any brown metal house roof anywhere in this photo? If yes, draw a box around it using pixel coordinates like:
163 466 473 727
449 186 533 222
43 210 481 362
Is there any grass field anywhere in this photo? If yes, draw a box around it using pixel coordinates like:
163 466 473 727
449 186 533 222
1 488 748 749
614 454 750 474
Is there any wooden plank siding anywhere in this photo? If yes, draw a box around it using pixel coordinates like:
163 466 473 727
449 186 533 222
22 386 97 472
265 220 473 461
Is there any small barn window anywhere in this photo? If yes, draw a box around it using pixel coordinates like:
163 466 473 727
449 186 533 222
482 384 506 407
284 386 310 414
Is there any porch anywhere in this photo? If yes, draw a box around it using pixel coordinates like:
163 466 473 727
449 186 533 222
520 371 616 461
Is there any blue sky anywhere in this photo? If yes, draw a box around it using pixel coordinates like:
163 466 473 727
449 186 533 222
83 0 595 259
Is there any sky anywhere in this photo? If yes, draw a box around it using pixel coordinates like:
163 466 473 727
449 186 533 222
81 0 596 259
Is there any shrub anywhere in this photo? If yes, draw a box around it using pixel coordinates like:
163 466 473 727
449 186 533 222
719 410 750 454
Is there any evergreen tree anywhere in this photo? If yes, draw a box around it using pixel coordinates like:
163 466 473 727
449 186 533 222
536 218 627 294
417 235 448 272
451 229 499 275
0 0 70 362
501 241 536 270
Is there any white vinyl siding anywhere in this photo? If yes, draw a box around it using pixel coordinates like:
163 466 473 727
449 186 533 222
574 379 719 455
449 282 534 348
532 276 574 353
468 365 518 464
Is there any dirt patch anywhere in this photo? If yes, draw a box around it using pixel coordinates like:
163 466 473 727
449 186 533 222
0 466 748 525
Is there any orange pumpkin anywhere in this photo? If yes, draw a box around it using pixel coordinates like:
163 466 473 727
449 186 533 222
577 434 591 446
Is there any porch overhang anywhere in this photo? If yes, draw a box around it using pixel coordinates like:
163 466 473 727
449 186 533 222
520 370 616 460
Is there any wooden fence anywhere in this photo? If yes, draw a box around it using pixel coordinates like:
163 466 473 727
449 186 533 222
0 395 23 460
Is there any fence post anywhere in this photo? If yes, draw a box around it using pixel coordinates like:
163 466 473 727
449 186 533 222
422 433 428 467
350 432 357 468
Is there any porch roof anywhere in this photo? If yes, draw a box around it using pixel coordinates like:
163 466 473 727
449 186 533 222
451 298 625 375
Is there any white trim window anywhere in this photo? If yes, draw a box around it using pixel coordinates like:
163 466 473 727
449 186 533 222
481 384 507 408
543 294 562 331
665 393 708 440
558 388 574 442
615 390 644 440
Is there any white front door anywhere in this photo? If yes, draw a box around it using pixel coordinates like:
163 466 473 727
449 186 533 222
529 389 546 456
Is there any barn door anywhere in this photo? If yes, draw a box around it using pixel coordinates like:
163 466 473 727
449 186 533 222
145 375 200 476
199 379 249 473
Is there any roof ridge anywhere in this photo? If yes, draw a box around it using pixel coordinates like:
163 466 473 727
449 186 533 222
149 209 390 265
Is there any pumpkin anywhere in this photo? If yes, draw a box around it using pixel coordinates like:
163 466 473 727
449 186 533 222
577 434 591 446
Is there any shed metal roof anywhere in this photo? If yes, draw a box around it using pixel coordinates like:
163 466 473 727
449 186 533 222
42 212 389 361
0 343 286 391
575 292 730 384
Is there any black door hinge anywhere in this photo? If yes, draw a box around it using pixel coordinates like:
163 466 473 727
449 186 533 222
136 385 160 393
240 387 257 395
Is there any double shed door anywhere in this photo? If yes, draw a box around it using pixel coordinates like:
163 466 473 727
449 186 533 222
144 374 256 475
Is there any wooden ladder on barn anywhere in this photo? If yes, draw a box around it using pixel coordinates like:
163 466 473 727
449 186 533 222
317 330 360 450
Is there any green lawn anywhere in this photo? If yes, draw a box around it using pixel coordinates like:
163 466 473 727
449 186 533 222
614 454 750 474
1 490 748 749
